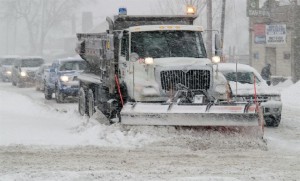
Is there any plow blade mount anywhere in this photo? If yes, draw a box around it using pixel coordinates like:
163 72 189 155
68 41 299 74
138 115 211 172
121 103 263 126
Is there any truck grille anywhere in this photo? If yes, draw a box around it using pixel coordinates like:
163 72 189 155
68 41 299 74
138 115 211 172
160 70 211 91
244 96 269 103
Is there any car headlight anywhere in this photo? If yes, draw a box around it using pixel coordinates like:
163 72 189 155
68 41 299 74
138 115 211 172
6 71 12 75
20 71 27 77
268 96 281 101
60 75 69 82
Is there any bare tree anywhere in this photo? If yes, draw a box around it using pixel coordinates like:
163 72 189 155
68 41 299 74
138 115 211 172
1 0 84 55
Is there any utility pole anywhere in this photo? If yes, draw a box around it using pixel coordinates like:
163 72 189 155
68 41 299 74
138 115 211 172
220 0 226 61
206 0 212 59
39 0 46 55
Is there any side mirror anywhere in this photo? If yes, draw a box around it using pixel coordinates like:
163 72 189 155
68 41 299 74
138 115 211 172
129 53 139 62
215 34 222 56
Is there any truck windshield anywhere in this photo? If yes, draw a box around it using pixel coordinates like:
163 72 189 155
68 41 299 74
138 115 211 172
21 59 44 67
59 61 86 71
131 31 206 59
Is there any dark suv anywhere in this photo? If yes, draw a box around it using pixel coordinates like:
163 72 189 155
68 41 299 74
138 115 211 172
44 58 86 103
11 57 45 87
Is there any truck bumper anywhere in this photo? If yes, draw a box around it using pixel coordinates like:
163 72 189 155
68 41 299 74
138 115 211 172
59 85 80 96
261 101 282 119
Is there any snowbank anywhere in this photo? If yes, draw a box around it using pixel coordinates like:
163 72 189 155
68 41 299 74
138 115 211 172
0 89 158 147
281 80 300 108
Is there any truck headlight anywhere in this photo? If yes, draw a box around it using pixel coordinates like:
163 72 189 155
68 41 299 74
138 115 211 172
60 75 69 82
212 56 221 63
20 71 27 77
6 71 12 75
268 96 281 101
145 57 154 65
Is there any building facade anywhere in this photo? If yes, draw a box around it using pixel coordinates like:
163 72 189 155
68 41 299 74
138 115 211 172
249 0 300 81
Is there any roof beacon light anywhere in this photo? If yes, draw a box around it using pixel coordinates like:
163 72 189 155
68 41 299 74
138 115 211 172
119 7 127 15
186 6 196 15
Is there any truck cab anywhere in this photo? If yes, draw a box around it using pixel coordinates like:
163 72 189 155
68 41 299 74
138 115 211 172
118 25 223 102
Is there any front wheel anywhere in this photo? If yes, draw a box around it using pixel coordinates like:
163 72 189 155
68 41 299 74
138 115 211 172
55 86 64 103
44 84 52 100
78 88 87 116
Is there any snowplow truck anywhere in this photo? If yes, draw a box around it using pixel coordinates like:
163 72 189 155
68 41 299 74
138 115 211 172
76 15 264 129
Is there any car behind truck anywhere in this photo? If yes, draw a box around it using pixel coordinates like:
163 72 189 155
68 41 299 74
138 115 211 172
75 12 264 132
44 58 86 103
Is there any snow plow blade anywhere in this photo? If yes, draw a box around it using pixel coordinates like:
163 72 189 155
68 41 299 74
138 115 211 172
121 103 263 127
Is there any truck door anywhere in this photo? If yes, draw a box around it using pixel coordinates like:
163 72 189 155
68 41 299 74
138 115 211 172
119 31 129 77
119 31 133 96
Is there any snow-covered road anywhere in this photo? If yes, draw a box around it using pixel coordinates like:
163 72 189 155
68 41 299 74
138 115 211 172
0 82 299 180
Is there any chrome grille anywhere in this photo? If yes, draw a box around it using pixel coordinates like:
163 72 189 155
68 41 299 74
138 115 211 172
160 70 211 91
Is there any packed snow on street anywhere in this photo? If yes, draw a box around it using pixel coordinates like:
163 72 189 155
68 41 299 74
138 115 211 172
0 80 299 181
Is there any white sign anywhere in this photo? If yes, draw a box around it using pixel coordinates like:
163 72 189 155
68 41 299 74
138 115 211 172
266 24 286 44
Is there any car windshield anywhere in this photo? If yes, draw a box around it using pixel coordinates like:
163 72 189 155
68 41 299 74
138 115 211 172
222 71 261 84
1 58 15 65
21 59 44 67
59 61 86 71
131 30 207 59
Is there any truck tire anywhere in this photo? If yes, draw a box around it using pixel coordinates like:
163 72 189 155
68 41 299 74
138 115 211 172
35 81 40 91
12 80 16 86
78 87 87 116
265 115 280 127
87 89 95 117
55 86 64 103
44 84 52 100
17 80 23 88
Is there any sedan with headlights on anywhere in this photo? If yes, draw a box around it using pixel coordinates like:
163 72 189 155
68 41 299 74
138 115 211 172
44 58 86 103
11 57 44 87
0 56 20 82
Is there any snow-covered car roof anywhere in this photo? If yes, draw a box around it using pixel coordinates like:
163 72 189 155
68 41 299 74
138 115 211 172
21 56 43 59
0 55 20 59
218 63 261 76
218 63 265 82
128 25 203 32
57 58 84 63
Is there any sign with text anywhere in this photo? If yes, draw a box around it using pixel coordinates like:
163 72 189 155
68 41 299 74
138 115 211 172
266 24 286 44
247 0 270 17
